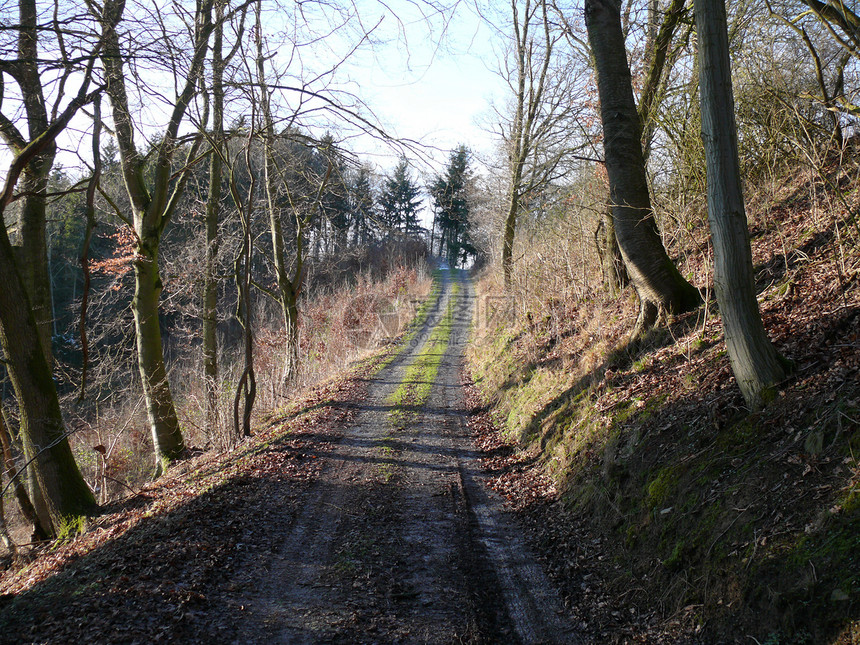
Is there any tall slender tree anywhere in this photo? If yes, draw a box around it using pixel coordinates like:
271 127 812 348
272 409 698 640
252 7 325 385
501 0 556 288
349 165 377 246
0 68 101 535
0 0 102 535
695 0 792 408
202 0 245 434
97 0 216 474
0 0 75 530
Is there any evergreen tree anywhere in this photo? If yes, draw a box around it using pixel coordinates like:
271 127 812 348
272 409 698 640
430 145 476 266
349 165 377 246
379 158 422 237
319 134 351 254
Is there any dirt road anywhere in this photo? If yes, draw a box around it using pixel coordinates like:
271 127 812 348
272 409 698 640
0 270 582 645
236 270 582 644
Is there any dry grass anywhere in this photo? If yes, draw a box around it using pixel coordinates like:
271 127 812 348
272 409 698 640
1 260 431 554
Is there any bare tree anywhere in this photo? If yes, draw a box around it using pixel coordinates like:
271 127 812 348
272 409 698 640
0 0 60 366
0 63 101 534
0 0 105 535
638 0 692 159
228 129 257 439
695 0 792 408
0 0 104 530
498 0 592 288
202 1 246 434
95 0 217 474
585 0 701 337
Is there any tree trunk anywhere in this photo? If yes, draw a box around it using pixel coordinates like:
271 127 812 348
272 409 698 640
0 491 16 557
283 291 300 382
595 200 628 295
0 229 96 533
585 0 701 336
132 239 184 474
17 170 54 367
639 0 689 160
203 7 226 433
11 0 56 368
0 407 48 541
255 6 303 385
99 0 213 471
8 0 60 530
233 197 255 439
502 0 551 290
502 196 518 288
79 98 101 401
695 0 792 408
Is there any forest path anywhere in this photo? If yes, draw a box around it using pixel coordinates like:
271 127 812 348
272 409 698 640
236 269 583 644
0 270 583 644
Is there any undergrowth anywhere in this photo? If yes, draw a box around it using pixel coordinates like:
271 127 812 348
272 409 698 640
467 162 860 643
1 262 432 555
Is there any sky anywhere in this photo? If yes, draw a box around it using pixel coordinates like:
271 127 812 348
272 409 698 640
324 1 509 177
1 1 512 195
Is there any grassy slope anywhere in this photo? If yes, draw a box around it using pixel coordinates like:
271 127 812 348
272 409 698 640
467 167 860 644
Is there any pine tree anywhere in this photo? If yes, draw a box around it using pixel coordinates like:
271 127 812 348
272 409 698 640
379 158 422 238
430 145 476 266
319 134 351 254
349 165 377 246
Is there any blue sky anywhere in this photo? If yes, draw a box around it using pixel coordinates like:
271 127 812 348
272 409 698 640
335 1 507 176
2 1 509 188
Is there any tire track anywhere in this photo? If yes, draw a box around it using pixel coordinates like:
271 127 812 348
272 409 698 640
236 269 585 644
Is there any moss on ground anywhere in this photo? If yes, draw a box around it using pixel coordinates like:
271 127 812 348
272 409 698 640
467 299 860 642
388 284 456 428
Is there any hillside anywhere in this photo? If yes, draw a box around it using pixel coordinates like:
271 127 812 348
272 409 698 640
0 165 856 644
467 163 860 643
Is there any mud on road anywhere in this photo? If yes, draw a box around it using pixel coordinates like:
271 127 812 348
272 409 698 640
236 270 583 644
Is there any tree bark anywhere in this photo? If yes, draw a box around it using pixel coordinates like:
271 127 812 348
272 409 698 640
695 0 792 408
595 200 628 295
585 0 701 336
132 241 185 472
16 170 54 366
0 227 97 532
10 0 56 369
99 0 214 472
